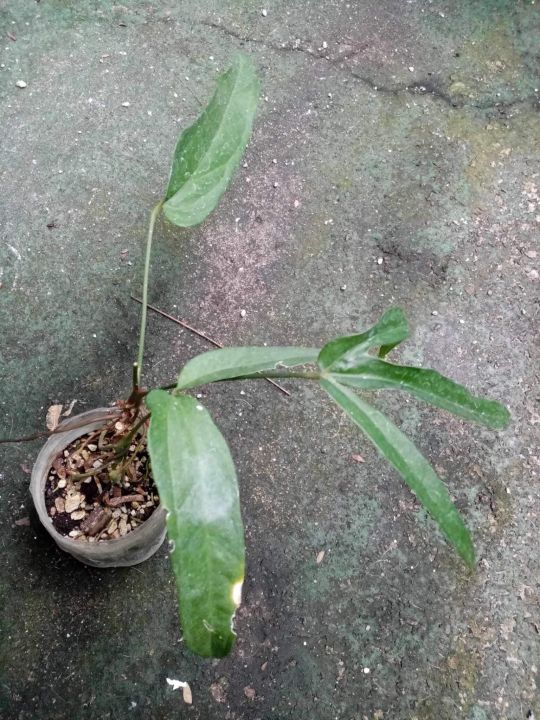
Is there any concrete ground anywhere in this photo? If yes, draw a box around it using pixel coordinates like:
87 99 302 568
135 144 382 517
1 1 538 718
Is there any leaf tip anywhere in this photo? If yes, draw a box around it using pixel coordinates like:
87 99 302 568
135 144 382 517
493 403 511 430
453 523 475 569
461 543 476 571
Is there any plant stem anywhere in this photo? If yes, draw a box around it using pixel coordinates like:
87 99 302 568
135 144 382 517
132 362 139 393
68 457 118 481
136 202 163 385
114 413 150 453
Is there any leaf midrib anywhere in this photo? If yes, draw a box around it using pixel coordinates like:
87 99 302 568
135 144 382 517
167 66 246 207
165 399 219 655
327 360 503 424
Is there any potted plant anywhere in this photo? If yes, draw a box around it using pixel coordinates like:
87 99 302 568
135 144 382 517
7 55 509 658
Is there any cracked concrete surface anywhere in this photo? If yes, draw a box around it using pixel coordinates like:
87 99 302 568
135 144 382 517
202 17 539 111
1 1 539 719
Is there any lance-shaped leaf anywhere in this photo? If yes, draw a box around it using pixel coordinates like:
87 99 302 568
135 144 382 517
177 346 319 390
146 389 244 658
318 308 409 371
320 378 475 567
329 358 510 430
162 54 260 227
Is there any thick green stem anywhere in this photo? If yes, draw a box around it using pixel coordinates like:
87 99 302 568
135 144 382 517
136 202 163 385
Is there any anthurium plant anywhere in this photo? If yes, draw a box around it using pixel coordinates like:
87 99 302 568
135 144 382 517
13 55 511 658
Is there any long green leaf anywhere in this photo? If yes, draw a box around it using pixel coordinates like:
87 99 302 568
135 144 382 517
318 308 409 371
329 358 510 430
320 378 475 567
177 346 319 390
146 389 244 657
162 54 259 227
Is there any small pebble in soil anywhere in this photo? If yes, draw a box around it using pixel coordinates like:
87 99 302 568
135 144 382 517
64 491 82 514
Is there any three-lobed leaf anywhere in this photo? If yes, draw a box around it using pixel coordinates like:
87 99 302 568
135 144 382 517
146 389 244 658
162 54 260 227
328 357 510 429
320 378 475 567
318 308 409 371
177 346 319 390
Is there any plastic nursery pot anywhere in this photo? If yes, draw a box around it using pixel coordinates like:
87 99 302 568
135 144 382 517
30 407 167 568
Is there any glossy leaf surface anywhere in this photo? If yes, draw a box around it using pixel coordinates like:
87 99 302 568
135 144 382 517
177 346 319 390
320 378 475 567
329 358 510 429
318 308 408 371
163 54 259 227
146 389 244 657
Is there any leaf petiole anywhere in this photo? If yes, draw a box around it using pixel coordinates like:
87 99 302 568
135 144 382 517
136 201 163 385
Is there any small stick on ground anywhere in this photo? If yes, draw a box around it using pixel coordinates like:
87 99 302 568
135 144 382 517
0 410 121 445
130 296 291 398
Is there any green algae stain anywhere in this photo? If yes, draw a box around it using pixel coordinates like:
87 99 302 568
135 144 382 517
485 479 513 527
0 586 55 698
301 497 382 600
414 226 456 256
419 1 540 112
415 641 481 720
397 404 423 438
445 110 540 203
449 20 529 103
467 706 489 720
448 81 470 99
296 211 334 260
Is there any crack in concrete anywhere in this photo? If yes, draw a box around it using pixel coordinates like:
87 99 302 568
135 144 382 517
202 20 539 114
